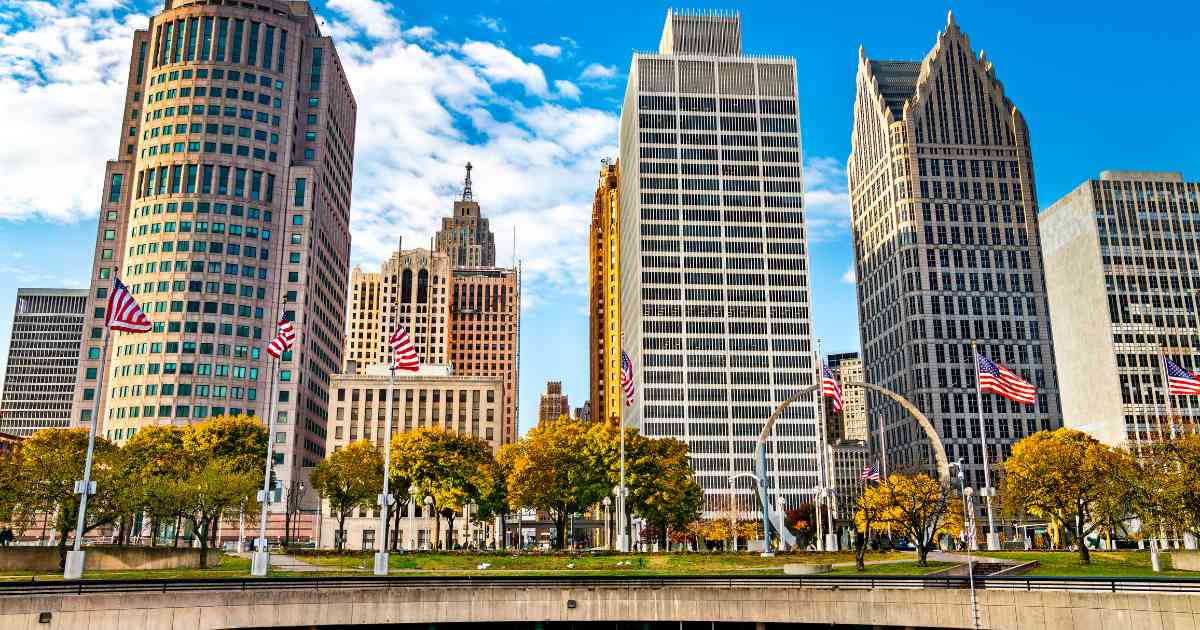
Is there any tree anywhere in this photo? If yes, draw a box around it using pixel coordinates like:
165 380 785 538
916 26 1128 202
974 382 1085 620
1002 428 1135 564
0 443 32 534
785 502 817 548
181 413 267 474
120 425 186 546
471 458 509 548
853 486 890 571
311 440 382 552
150 459 258 567
19 428 125 567
391 428 494 550
864 473 959 566
1130 435 1200 544
626 436 703 548
505 419 609 549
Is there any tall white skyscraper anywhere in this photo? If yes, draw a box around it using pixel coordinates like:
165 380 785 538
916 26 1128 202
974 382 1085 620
619 10 815 515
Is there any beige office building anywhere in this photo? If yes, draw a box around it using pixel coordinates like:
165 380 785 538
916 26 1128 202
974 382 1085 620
827 352 867 442
322 363 505 549
343 267 380 371
1041 171 1200 446
70 0 357 499
849 13 1061 489
538 381 569 425
1 289 88 436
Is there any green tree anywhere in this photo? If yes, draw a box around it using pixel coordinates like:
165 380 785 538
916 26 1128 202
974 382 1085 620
19 428 124 567
1002 428 1135 564
311 440 383 551
1130 435 1200 545
863 473 960 566
181 413 268 474
391 428 493 550
150 458 259 567
626 436 703 548
506 419 608 549
852 487 889 571
120 425 186 546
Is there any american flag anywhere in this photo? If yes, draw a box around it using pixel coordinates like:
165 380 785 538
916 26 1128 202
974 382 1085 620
389 326 420 372
1165 357 1200 395
105 278 152 333
976 353 1036 405
266 313 295 359
620 350 635 406
821 364 843 413
860 462 881 482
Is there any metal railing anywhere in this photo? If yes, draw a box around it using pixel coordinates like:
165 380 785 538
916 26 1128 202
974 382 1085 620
1 574 1198 597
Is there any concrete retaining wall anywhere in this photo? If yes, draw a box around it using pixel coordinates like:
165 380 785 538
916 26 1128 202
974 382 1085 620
1 583 1198 629
1172 552 1200 572
0 547 220 572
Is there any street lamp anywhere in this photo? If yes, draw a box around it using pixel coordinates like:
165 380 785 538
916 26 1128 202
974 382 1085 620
423 495 434 551
950 460 980 630
407 485 418 551
601 496 612 550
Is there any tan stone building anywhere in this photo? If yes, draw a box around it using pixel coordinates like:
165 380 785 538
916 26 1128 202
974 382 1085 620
70 0 357 499
538 381 569 425
342 168 519 444
1041 171 1200 447
588 160 622 425
322 362 505 550
849 12 1061 491
826 352 866 442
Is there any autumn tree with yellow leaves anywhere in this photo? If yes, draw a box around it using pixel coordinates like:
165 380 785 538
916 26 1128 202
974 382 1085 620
855 473 962 566
1002 428 1136 564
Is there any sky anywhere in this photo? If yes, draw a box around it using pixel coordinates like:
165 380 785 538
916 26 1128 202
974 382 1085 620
0 0 1198 435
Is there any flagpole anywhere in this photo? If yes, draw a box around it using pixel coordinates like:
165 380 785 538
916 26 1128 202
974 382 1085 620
814 339 826 552
970 341 1000 551
251 352 281 576
63 327 111 579
374 362 395 574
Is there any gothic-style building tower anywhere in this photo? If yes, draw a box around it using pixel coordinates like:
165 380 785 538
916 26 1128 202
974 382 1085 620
848 12 1061 492
434 163 497 267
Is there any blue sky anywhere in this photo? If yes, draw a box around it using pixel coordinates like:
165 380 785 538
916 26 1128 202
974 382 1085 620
0 1 1198 434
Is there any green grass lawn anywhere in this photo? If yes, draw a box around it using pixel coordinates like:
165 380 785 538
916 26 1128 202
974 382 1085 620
980 550 1198 578
291 550 908 576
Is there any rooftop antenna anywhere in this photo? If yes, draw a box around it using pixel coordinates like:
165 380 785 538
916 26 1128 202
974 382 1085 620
461 162 474 202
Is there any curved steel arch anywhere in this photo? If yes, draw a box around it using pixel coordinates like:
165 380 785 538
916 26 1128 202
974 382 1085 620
752 381 949 551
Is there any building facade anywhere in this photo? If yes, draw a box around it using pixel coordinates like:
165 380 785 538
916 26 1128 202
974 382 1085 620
827 352 867 441
619 10 816 515
343 267 380 372
1 289 88 436
538 381 569 425
849 13 1061 491
1041 171 1200 446
448 266 519 445
323 363 505 549
435 163 496 268
589 160 622 425
69 0 356 500
826 439 869 524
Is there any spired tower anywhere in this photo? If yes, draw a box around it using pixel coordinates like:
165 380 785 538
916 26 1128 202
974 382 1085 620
435 163 497 268
848 12 1061 493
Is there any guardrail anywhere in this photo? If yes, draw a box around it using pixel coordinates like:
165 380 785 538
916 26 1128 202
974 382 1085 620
0 574 1198 597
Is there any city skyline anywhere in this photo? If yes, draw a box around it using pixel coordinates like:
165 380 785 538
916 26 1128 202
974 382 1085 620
1 1 1199 435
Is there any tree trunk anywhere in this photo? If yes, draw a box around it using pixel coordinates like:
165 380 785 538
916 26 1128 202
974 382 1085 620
854 531 866 571
197 518 210 569
658 521 668 549
916 542 928 567
57 525 70 570
336 513 346 552
150 517 158 547
554 509 568 550
1077 528 1091 564
446 513 456 549
390 504 401 551
432 506 442 550
172 515 181 547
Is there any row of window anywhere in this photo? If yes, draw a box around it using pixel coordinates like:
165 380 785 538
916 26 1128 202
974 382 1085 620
135 164 277 202
152 16 287 73
637 95 796 115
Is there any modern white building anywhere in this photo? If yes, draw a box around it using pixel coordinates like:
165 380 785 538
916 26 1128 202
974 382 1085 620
1 289 88 436
618 10 816 516
1041 171 1200 447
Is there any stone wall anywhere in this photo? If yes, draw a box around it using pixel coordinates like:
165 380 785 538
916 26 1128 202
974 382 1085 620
1172 552 1200 572
0 547 220 572
1 583 1198 629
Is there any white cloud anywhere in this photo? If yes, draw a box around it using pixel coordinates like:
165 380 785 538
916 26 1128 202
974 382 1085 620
531 43 561 58
404 25 435 39
460 41 549 97
553 79 580 100
841 266 856 284
476 15 505 33
580 63 617 80
803 156 851 242
326 0 400 40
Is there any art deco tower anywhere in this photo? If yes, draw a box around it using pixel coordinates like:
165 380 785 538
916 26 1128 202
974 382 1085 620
70 0 357 495
849 12 1061 489
619 10 816 515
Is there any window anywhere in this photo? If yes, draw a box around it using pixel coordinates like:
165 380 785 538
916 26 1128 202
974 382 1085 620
108 174 123 203
293 178 306 207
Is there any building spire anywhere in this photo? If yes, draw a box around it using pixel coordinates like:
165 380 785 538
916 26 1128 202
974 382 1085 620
461 162 474 202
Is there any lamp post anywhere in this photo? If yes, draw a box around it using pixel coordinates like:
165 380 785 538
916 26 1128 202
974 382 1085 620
950 460 980 630
407 485 418 551
423 495 433 551
727 477 738 552
613 485 628 552
601 497 611 549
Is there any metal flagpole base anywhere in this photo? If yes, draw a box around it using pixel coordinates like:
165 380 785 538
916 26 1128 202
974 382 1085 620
63 550 86 580
251 551 270 576
825 533 839 551
986 533 1001 551
373 552 390 575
